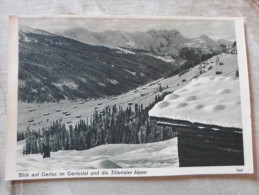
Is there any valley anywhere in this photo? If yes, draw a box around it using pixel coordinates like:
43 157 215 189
18 52 238 132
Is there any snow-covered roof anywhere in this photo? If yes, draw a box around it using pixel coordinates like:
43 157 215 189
149 76 242 128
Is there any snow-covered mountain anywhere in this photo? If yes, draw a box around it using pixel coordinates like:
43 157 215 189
57 28 231 57
18 26 173 103
18 25 234 103
183 35 222 54
58 28 185 57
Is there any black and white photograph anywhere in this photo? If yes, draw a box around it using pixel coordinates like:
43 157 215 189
6 16 253 180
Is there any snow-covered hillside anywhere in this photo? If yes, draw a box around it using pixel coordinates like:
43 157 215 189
18 53 238 131
149 76 241 128
19 25 174 103
17 138 178 171
16 52 240 171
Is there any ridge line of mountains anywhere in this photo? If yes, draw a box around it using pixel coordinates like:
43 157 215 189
18 25 235 103
57 27 234 57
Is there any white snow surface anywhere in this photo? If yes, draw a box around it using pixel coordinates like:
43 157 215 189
144 53 175 63
107 78 119 85
149 76 242 128
17 138 178 171
115 47 135 54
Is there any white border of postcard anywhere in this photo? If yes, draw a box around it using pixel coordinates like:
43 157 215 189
6 15 253 180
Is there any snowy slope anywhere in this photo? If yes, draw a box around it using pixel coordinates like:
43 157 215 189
17 138 178 171
149 76 242 128
18 53 238 131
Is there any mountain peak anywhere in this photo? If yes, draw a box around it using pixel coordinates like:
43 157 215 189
147 29 181 37
199 35 211 40
216 39 234 47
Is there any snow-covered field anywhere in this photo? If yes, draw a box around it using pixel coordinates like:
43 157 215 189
17 138 178 171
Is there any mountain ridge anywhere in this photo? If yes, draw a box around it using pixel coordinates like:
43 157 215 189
56 27 233 57
18 26 174 103
18 26 234 103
